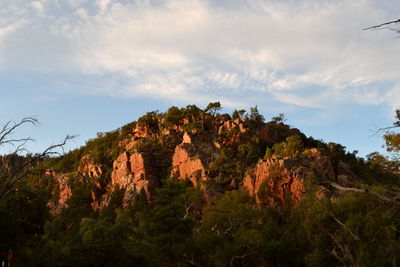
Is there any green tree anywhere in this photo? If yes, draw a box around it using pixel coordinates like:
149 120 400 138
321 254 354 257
136 180 197 266
248 106 265 129
205 102 222 117
164 106 184 127
267 135 304 158
271 113 286 124
231 109 246 120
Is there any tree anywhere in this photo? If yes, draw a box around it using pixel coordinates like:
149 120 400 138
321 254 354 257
326 109 400 206
249 106 265 125
205 102 222 117
231 109 246 120
0 117 39 155
271 113 286 124
0 117 74 201
164 106 183 126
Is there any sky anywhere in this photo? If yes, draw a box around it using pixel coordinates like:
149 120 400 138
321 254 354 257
1 0 400 157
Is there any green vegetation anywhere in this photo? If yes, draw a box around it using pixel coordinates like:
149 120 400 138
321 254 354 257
1 104 400 266
265 135 305 158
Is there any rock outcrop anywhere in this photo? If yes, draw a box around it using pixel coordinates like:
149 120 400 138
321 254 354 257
218 118 247 135
109 151 158 206
171 143 207 187
46 111 363 215
242 149 356 206
47 172 72 215
78 154 102 179
122 123 160 151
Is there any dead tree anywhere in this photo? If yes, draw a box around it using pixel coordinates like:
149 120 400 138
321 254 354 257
0 117 75 200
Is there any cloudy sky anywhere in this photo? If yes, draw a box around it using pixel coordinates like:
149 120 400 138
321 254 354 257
1 0 400 156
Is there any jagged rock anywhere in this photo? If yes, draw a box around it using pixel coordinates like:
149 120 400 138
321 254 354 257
111 152 131 186
171 143 207 187
215 118 249 146
47 172 72 215
121 123 160 151
78 154 102 179
109 151 158 206
182 132 192 143
133 123 151 138
218 118 247 135
242 149 354 206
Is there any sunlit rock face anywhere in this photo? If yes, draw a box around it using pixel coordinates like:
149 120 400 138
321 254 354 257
218 118 247 135
171 143 207 188
110 151 158 206
78 154 102 179
242 148 356 206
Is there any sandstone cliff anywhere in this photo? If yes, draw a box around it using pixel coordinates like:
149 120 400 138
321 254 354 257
242 148 358 206
108 151 158 207
171 143 207 187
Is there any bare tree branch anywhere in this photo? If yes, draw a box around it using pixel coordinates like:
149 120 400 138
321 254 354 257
0 117 76 201
0 117 39 145
327 182 400 207
364 19 400 31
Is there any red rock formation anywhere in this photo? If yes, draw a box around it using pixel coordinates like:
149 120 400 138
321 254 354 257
215 118 249 147
243 149 340 206
182 132 192 143
133 123 150 138
171 143 207 187
218 119 247 135
122 123 162 151
79 154 102 179
111 152 131 186
48 173 72 215
110 151 158 206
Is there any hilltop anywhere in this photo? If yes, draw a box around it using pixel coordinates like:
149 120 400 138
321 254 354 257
1 103 400 266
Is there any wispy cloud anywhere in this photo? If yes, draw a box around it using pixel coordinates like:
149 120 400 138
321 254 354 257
1 0 400 109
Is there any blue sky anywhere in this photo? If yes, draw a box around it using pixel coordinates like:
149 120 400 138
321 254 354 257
1 0 400 157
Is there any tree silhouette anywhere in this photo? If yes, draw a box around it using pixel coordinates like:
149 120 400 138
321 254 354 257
0 117 74 200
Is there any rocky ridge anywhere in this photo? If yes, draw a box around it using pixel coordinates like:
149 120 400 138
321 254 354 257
48 111 360 214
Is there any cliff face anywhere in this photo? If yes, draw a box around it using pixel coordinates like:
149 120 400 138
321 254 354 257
78 154 102 179
110 151 158 206
242 149 357 206
171 143 207 187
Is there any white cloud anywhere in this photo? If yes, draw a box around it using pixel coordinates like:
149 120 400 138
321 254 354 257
1 0 400 108
31 1 45 16
96 0 112 12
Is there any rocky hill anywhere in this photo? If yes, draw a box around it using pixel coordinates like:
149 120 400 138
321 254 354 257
2 103 400 266
46 105 363 215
